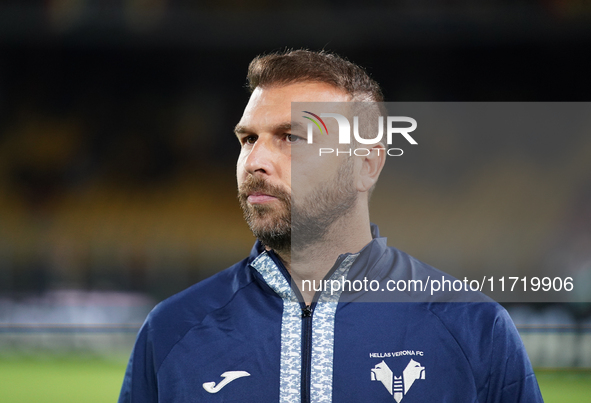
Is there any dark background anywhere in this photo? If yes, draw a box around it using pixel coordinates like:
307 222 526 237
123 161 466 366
0 1 590 309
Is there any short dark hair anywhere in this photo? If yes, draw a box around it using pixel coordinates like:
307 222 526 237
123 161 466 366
247 49 383 102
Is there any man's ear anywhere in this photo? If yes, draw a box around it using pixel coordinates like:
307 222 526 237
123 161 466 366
356 144 386 192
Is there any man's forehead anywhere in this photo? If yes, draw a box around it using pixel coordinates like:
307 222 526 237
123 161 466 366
237 83 350 133
235 105 292 135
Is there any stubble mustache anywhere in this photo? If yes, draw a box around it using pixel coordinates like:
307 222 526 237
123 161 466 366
237 176 291 209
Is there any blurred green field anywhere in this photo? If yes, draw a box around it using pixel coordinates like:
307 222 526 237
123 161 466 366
0 357 590 402
0 356 127 403
535 369 591 402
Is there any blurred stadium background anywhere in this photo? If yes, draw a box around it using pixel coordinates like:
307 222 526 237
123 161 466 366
1 0 591 401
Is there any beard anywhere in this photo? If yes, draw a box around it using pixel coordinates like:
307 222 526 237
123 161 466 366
291 157 358 251
238 176 292 253
238 157 358 254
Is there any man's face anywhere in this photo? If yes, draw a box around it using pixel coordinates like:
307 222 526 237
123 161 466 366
235 82 355 252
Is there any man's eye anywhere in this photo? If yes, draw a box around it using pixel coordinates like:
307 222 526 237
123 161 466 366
286 134 302 143
244 135 257 145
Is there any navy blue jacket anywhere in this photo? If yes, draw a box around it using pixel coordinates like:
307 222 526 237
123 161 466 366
119 226 543 402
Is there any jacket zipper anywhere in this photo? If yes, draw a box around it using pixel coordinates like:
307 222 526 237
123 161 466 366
301 304 314 403
300 254 347 403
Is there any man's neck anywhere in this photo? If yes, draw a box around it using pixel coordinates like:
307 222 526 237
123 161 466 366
275 214 373 305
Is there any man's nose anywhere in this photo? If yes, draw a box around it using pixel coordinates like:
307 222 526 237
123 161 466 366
244 137 276 176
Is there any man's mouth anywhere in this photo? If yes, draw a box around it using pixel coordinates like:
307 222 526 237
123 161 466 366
247 192 278 204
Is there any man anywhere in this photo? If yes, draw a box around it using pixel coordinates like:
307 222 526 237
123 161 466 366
119 50 543 402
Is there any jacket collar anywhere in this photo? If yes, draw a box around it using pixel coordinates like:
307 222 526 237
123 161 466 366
248 223 385 260
248 223 389 298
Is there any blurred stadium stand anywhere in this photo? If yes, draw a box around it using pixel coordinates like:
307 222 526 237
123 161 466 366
0 0 590 366
0 290 151 357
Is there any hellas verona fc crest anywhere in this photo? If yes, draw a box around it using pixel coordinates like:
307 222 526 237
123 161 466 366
371 359 425 402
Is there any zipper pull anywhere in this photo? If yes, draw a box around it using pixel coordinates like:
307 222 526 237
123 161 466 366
302 305 313 318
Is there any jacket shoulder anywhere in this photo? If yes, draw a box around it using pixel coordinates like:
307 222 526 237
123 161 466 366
425 302 542 402
148 256 253 328
141 257 255 368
